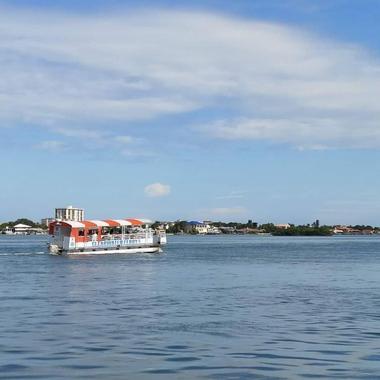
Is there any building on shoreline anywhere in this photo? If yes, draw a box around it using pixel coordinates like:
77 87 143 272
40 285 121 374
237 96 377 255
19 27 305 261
3 224 45 235
184 221 208 234
55 206 84 222
13 223 32 234
333 225 374 235
183 221 222 235
274 223 291 229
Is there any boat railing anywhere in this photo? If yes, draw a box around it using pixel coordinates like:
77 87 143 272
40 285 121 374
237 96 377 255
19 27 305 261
86 232 152 242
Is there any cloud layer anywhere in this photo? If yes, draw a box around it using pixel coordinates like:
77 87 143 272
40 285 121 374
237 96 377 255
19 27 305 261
144 183 171 197
2 7 380 148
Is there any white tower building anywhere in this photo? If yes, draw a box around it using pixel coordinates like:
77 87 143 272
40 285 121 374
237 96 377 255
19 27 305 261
55 206 84 222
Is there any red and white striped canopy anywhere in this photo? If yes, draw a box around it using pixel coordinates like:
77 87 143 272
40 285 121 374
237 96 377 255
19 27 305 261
56 218 152 229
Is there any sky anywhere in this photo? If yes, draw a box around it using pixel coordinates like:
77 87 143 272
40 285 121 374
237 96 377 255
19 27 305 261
1 0 380 225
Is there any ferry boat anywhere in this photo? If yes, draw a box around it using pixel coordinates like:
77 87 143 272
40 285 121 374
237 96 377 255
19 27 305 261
48 218 166 255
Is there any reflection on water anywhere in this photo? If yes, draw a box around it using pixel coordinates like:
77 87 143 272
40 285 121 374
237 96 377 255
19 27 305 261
1 235 380 379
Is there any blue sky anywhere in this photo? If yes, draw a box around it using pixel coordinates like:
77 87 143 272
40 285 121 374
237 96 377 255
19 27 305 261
1 0 380 225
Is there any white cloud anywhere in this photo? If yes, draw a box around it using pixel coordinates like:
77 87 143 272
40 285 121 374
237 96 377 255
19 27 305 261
2 7 380 148
35 140 66 151
144 182 171 197
114 135 134 144
55 127 105 140
204 117 380 149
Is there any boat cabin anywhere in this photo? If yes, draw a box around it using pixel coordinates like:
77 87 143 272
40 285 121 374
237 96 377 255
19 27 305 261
49 218 153 251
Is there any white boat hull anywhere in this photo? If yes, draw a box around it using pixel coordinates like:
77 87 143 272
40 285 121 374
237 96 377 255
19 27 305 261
50 244 161 255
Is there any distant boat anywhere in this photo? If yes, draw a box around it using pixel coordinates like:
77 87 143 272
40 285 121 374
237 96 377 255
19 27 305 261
48 218 166 255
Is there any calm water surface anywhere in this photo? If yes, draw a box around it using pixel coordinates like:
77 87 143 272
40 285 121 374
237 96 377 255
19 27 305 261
1 235 380 379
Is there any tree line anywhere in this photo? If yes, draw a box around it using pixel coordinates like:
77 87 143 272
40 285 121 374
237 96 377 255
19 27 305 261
0 218 45 230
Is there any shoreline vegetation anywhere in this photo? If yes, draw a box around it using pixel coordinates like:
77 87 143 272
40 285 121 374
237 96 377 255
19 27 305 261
0 218 45 229
154 221 379 236
1 218 379 236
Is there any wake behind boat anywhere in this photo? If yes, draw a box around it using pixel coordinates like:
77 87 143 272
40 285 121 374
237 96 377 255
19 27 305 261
48 218 166 255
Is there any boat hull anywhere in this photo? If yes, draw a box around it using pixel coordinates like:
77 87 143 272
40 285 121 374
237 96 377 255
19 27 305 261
49 244 161 255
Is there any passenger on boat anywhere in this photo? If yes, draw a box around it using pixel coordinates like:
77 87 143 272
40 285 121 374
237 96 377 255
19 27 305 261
91 232 98 242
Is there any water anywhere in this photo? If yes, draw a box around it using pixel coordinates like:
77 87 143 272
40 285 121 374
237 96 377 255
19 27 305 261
1 234 380 379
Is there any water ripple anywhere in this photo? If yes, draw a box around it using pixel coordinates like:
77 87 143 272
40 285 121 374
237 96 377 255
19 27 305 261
1 235 380 379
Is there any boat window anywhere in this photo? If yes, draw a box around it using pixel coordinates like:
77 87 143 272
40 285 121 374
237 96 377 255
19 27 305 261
102 227 110 235
78 229 85 236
